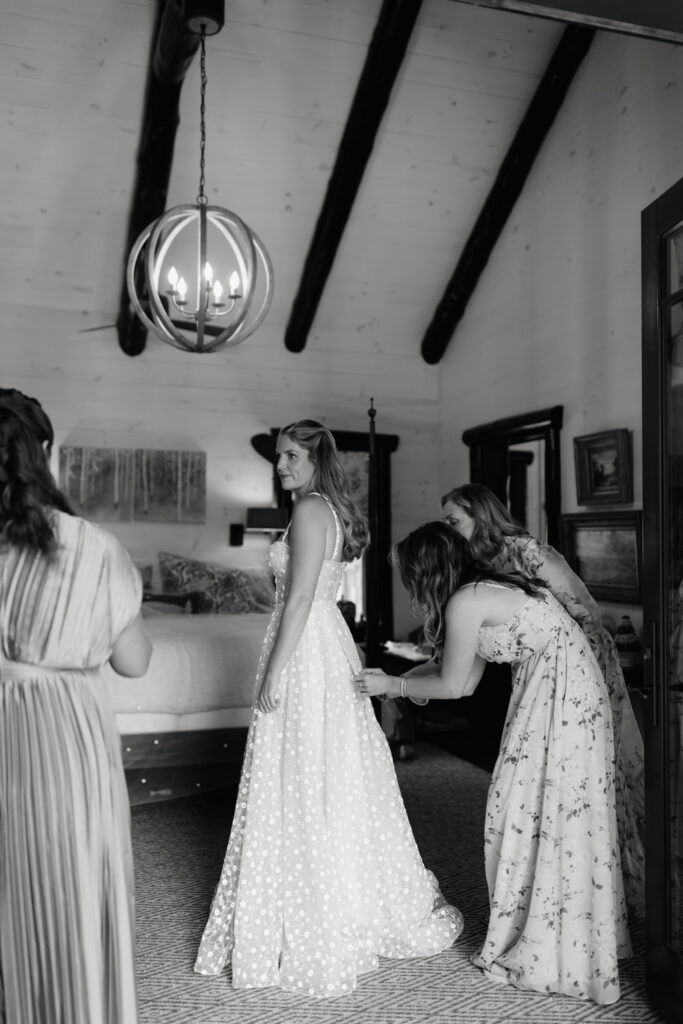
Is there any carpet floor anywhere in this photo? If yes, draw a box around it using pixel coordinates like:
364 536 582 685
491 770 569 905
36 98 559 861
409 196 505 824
131 743 664 1024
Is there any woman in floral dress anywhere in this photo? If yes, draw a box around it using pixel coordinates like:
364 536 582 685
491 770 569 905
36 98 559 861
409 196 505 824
356 521 630 1004
441 482 644 915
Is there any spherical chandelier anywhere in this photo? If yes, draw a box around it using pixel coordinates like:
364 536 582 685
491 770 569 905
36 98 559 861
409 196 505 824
126 20 273 354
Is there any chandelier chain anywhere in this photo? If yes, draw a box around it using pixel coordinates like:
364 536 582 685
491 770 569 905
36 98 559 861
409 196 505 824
198 25 207 204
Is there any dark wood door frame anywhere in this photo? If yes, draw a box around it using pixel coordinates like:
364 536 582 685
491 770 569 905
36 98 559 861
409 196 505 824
462 405 563 547
641 175 683 1024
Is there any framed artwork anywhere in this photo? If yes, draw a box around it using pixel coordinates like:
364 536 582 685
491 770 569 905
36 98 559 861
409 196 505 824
573 429 633 504
59 445 206 522
560 510 642 603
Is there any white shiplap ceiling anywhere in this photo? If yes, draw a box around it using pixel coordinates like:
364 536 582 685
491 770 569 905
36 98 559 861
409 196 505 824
1 0 568 358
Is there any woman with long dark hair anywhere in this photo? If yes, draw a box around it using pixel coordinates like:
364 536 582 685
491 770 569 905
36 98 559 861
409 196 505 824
0 390 152 1024
440 483 644 913
356 521 630 1005
195 420 462 996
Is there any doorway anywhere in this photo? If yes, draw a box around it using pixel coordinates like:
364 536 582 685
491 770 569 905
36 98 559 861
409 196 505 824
462 405 563 547
642 177 683 1023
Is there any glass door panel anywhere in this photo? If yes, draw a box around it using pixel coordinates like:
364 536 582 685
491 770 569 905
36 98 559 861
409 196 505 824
666 296 683 956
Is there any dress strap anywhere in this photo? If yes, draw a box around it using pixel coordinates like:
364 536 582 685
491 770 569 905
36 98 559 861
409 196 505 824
460 579 515 592
309 492 343 561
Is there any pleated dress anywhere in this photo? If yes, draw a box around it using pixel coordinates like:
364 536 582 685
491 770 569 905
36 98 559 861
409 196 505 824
194 494 462 997
473 583 631 1004
0 511 142 1024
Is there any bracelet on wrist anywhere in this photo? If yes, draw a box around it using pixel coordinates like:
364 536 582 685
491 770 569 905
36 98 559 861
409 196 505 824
399 674 429 707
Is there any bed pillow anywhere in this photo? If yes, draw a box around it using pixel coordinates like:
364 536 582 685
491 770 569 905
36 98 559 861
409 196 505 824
158 551 275 614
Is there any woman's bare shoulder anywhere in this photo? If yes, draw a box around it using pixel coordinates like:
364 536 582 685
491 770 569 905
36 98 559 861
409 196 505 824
290 492 332 527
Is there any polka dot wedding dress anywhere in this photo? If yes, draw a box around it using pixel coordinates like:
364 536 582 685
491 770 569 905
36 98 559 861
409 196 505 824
194 495 462 997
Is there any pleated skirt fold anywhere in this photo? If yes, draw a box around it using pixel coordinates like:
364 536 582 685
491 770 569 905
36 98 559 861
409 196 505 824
0 670 137 1024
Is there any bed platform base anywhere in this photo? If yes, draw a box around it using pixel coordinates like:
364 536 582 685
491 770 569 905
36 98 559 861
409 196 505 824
121 727 247 805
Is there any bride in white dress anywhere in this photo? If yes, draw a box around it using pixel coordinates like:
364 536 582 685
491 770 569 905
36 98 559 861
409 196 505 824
194 419 462 997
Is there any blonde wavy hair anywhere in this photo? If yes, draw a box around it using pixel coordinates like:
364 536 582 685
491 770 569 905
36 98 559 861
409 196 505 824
279 419 369 562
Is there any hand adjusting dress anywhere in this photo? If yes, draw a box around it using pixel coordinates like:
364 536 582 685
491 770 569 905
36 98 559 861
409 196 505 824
0 511 142 1024
194 494 462 997
473 584 631 1004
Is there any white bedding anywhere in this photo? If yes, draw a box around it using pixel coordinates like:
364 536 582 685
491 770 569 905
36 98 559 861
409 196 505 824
104 612 268 734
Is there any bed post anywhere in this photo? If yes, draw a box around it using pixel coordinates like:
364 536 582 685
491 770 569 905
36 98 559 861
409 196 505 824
365 398 381 668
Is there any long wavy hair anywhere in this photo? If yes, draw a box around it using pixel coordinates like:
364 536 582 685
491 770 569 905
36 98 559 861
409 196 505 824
441 482 528 561
279 419 369 562
393 521 541 660
0 391 73 555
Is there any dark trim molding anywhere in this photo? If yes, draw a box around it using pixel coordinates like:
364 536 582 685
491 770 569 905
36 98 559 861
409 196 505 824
462 405 563 547
449 0 683 45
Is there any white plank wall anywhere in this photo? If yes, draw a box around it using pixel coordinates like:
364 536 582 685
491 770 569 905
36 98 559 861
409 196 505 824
7 0 677 637
438 31 683 637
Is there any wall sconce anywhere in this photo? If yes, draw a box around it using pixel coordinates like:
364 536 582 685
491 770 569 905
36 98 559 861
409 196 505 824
245 507 289 533
229 523 244 546
229 508 289 546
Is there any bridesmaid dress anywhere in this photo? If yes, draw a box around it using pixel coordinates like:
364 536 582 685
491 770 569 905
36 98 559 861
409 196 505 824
472 582 630 1004
0 511 142 1024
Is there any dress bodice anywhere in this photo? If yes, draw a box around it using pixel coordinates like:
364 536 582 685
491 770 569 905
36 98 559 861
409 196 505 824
266 493 346 605
492 535 596 633
474 585 569 666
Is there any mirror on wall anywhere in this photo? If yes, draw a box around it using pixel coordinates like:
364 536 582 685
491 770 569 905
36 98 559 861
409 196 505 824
462 406 563 547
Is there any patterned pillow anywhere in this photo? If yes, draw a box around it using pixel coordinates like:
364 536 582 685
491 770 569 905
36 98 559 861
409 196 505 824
158 552 274 614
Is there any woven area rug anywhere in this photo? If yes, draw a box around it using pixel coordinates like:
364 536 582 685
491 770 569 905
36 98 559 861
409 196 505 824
131 743 663 1024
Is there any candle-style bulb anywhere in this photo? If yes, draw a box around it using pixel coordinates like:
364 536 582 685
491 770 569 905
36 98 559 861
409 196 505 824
167 266 178 288
229 271 241 297
204 262 213 284
177 276 187 300
213 280 224 303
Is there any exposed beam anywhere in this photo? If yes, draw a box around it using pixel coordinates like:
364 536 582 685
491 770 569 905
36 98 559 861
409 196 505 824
117 1 223 356
421 24 594 365
284 0 424 354
450 1 683 45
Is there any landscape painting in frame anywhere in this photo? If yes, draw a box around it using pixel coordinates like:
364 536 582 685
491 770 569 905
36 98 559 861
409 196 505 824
59 446 136 520
573 429 633 504
133 449 206 522
560 511 642 603
59 446 206 522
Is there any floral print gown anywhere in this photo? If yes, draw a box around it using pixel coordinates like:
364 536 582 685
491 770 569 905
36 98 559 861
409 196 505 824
194 495 462 997
474 583 631 1004
493 535 645 916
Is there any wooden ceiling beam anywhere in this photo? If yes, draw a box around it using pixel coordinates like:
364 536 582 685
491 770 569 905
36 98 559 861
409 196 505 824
284 0 424 354
420 24 594 365
450 1 683 45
